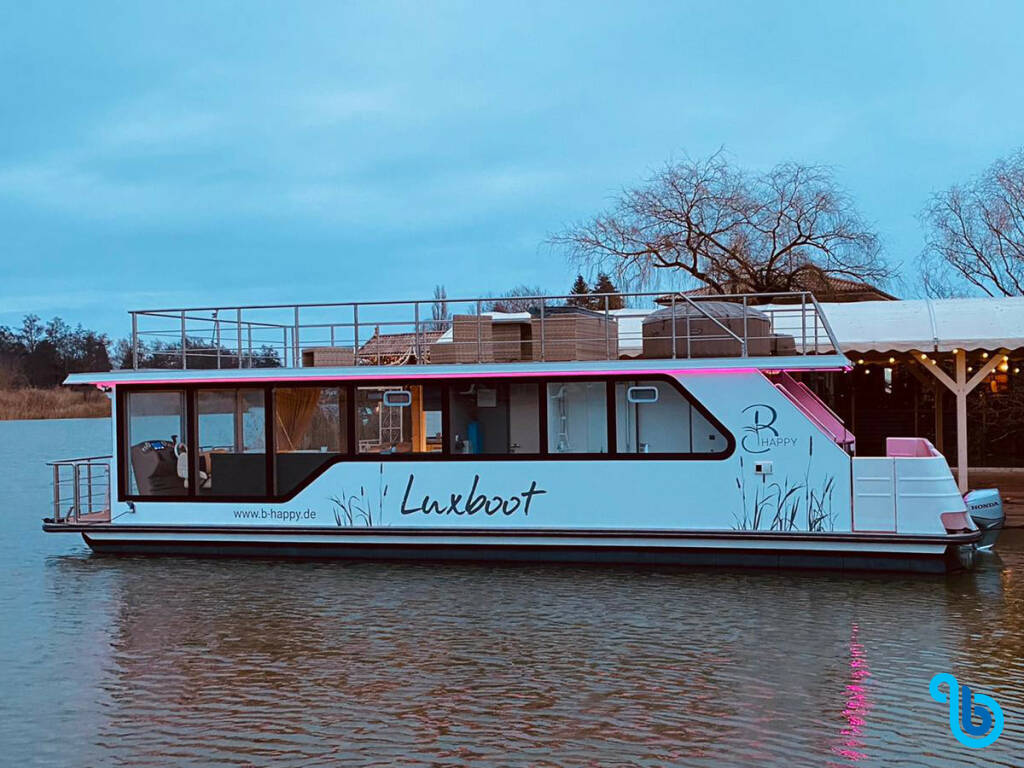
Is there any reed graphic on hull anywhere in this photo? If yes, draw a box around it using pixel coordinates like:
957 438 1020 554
329 464 389 527
733 436 837 532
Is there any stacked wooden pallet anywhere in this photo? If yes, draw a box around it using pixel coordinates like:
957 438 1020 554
428 313 618 363
429 315 495 363
301 346 355 367
493 322 530 362
530 315 618 361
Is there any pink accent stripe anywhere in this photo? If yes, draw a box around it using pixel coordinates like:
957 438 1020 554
87 366 805 388
84 363 850 389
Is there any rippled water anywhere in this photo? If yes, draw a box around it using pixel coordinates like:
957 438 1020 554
1 418 1022 767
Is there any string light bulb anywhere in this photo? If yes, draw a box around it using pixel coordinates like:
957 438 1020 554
856 358 864 365
982 352 989 359
888 357 896 364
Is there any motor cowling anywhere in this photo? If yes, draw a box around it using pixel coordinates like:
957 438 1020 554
964 488 1004 550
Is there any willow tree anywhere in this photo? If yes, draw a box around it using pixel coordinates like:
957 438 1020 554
552 151 888 296
921 148 1024 297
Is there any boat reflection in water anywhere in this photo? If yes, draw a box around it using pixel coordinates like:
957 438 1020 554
39 534 1023 767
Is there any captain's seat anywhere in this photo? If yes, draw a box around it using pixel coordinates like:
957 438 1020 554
175 443 211 489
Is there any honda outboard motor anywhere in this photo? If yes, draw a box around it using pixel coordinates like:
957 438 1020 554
964 489 1004 551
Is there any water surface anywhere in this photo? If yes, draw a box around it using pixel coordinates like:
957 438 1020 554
1 418 1022 767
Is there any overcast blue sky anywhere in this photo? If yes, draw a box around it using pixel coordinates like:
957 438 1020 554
2 1 1023 339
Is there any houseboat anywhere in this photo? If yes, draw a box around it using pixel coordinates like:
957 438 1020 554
43 290 982 572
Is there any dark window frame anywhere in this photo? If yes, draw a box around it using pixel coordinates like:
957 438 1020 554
115 374 735 504
354 383 445 457
119 387 190 499
272 384 348 497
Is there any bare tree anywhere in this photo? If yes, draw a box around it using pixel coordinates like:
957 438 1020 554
485 284 548 313
551 151 888 296
429 284 451 331
920 149 1024 297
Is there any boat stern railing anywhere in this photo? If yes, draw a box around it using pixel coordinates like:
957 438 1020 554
47 455 112 524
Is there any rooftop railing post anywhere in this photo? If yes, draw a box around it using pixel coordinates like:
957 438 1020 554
671 296 677 359
353 305 360 366
236 309 243 368
539 298 546 361
801 293 807 355
685 305 692 359
181 311 187 369
247 324 253 368
214 311 221 368
808 293 841 354
131 313 139 369
742 295 749 357
330 324 335 347
476 300 483 363
293 306 301 367
604 295 611 360
282 327 288 368
414 302 421 364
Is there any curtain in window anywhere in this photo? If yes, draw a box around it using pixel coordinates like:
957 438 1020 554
274 388 321 451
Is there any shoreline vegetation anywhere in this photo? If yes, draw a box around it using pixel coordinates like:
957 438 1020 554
0 387 110 421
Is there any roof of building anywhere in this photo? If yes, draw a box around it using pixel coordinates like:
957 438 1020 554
358 330 444 363
658 271 898 304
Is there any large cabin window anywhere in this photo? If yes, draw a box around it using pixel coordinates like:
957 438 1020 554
196 388 267 496
356 385 443 454
273 386 347 495
615 379 727 454
546 381 608 454
119 375 733 502
125 390 187 496
449 381 540 454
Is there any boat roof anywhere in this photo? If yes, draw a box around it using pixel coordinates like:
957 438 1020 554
66 354 851 387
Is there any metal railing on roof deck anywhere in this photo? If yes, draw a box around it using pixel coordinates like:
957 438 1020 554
127 290 842 370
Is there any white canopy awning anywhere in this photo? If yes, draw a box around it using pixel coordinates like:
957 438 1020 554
817 297 1024 354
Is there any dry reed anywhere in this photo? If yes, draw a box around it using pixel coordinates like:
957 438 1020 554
0 387 110 420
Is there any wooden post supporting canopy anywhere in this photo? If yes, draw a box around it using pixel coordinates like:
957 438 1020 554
911 348 1008 493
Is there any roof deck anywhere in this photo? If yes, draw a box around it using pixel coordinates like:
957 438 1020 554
121 290 844 374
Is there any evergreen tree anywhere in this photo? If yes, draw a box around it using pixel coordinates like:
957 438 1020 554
567 274 591 308
591 273 624 309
